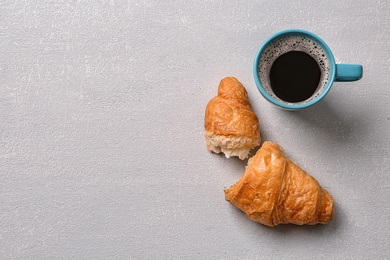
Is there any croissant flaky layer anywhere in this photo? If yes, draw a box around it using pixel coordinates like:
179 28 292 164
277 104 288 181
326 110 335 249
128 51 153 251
204 77 261 159
225 141 335 227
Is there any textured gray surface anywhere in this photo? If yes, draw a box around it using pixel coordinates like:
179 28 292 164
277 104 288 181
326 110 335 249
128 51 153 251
1 1 389 259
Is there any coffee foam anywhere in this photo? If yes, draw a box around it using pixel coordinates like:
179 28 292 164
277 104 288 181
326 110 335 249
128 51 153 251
257 35 331 104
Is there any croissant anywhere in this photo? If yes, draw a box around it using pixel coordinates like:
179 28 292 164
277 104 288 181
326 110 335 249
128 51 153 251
225 141 334 227
204 77 261 160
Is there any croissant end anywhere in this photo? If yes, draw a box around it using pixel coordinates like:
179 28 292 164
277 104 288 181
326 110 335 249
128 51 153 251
204 77 261 160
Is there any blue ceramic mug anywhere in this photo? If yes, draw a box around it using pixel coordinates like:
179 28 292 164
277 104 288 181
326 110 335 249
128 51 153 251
253 29 363 110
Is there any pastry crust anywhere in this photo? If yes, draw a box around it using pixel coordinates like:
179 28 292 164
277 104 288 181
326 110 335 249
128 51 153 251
204 77 261 159
225 141 334 227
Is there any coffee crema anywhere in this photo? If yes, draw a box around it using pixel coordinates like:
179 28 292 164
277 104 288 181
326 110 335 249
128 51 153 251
257 35 331 104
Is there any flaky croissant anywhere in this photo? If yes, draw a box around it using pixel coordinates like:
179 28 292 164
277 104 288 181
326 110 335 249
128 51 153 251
225 141 334 227
204 77 261 160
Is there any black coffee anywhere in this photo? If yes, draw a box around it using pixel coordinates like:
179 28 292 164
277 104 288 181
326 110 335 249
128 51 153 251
270 51 321 103
257 34 330 104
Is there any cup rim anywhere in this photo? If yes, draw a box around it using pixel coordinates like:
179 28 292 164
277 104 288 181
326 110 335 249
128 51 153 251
253 29 336 110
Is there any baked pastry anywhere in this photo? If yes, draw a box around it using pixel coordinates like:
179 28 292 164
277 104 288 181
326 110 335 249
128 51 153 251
204 77 261 160
225 141 334 227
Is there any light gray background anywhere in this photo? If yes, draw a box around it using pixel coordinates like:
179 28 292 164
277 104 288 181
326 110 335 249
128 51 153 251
1 0 389 259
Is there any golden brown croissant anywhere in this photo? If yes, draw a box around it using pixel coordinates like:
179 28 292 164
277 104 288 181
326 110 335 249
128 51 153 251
225 141 334 227
204 77 261 160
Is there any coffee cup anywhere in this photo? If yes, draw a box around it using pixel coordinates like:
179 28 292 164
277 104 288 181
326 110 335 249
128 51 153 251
253 29 363 110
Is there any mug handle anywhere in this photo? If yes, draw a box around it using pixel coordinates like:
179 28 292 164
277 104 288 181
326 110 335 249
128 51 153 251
335 64 363 82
